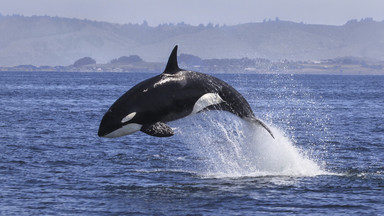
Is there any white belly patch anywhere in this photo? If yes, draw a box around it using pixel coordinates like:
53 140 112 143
104 123 142 138
192 93 224 114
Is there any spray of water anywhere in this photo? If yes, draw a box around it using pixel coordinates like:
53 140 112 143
174 111 328 178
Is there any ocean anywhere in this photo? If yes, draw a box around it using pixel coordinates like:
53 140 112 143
0 71 383 215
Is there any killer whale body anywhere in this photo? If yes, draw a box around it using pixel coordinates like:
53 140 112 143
98 46 274 139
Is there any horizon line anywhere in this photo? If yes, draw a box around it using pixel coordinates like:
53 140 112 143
1 13 383 27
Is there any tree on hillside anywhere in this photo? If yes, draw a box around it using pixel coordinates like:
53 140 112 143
73 57 96 67
110 55 143 64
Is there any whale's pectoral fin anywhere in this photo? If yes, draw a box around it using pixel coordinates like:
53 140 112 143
141 122 174 137
245 117 275 139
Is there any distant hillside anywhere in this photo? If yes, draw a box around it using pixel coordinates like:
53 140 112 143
0 15 384 66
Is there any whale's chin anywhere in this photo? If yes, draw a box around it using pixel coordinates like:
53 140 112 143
100 123 142 138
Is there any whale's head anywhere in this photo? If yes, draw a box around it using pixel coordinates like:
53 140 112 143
98 97 143 138
98 46 181 138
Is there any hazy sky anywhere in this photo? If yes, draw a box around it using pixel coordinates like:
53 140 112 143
1 0 384 26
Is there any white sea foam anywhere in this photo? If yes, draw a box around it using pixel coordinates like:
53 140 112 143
174 111 329 178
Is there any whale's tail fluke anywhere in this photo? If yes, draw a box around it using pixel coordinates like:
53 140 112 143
245 117 275 139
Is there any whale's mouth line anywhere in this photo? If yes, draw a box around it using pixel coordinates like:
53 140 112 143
98 124 119 137
99 123 143 138
98 128 110 137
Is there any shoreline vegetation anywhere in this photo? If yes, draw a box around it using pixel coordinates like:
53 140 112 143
1 55 383 75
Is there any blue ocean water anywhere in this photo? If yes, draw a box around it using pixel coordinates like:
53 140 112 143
0 71 383 215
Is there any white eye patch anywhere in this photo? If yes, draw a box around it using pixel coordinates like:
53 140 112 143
121 112 136 123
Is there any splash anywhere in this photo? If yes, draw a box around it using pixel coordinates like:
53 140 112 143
174 112 328 178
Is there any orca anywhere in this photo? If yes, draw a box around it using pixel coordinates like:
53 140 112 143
98 46 274 139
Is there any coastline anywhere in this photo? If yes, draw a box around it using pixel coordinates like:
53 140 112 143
1 58 383 75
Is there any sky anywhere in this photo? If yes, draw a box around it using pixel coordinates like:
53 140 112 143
1 0 384 26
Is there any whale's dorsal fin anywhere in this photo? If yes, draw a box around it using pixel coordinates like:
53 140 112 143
163 45 181 74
